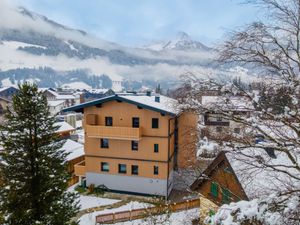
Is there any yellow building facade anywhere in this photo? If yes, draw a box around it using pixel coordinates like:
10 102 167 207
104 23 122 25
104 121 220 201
64 93 197 197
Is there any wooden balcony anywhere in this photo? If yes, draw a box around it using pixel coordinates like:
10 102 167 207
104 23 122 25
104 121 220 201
85 125 142 140
74 161 86 177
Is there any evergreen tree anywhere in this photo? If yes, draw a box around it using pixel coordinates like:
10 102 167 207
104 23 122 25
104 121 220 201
0 83 79 225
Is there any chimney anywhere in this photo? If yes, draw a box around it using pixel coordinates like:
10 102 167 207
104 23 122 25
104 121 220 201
155 95 160 103
146 90 151 96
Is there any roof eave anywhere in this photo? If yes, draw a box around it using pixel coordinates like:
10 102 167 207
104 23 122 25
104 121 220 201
62 95 177 116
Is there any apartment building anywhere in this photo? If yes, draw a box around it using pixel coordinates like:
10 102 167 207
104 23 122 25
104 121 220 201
63 93 197 197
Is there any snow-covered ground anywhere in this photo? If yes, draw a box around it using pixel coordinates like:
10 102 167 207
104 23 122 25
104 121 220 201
68 184 120 210
79 201 152 225
78 195 120 210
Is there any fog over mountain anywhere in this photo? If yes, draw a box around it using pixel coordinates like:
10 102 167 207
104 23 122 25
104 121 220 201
0 1 253 91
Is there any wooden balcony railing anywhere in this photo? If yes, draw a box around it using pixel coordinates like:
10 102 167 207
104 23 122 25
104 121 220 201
86 125 142 140
74 161 86 177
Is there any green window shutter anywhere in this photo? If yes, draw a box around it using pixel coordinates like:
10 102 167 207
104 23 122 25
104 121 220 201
222 188 231 204
210 182 218 198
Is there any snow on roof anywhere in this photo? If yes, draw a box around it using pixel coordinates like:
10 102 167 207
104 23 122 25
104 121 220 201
44 89 59 97
54 121 76 133
225 148 300 199
201 96 253 112
120 94 179 115
0 86 18 92
38 87 51 92
87 89 109 94
56 94 76 100
48 100 65 107
252 121 298 140
61 82 92 90
61 139 84 161
63 93 179 115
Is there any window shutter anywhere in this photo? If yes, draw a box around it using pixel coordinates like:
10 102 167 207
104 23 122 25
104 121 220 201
222 188 231 204
210 182 218 198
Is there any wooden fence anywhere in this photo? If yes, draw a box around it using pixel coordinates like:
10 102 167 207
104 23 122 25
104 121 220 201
95 198 200 224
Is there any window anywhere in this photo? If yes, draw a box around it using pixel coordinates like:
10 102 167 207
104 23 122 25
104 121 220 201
216 126 222 133
152 118 159 129
101 139 109 148
131 141 138 151
217 116 222 121
154 144 159 153
101 162 109 172
131 165 139 175
234 128 240 134
154 166 159 175
210 182 218 198
105 117 113 126
222 188 231 204
118 164 127 174
132 117 140 128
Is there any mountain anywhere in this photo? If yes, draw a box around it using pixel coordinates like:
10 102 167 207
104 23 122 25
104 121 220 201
142 32 211 52
0 3 247 91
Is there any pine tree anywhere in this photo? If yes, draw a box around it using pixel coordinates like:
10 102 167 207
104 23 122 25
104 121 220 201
0 83 79 225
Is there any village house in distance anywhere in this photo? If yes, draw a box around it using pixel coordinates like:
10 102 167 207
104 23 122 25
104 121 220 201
63 92 198 198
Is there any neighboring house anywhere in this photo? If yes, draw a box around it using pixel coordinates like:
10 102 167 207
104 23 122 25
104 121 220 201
39 88 80 107
0 97 12 124
83 89 115 102
48 100 66 115
200 96 253 138
54 121 76 138
60 139 85 186
0 86 19 100
63 93 197 198
0 97 11 114
190 148 299 205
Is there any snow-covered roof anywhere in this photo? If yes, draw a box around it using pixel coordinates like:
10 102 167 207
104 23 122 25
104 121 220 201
248 121 298 141
61 139 84 161
225 148 300 199
56 94 76 100
63 93 179 115
86 89 109 94
54 121 76 133
120 94 179 115
0 86 18 93
201 96 253 112
48 100 65 107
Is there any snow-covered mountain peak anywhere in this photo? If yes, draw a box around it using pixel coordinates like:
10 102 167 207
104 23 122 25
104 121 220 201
175 31 191 41
142 31 211 52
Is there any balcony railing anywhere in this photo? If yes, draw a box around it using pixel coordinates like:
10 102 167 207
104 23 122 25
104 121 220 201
86 125 142 140
74 161 86 177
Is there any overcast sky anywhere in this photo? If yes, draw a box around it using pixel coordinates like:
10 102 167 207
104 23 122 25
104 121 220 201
13 0 259 47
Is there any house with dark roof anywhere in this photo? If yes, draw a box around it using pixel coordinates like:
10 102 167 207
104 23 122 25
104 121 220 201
63 92 198 198
190 148 300 205
0 86 19 100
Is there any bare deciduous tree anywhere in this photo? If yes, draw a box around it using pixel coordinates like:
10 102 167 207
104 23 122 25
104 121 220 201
178 0 300 224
